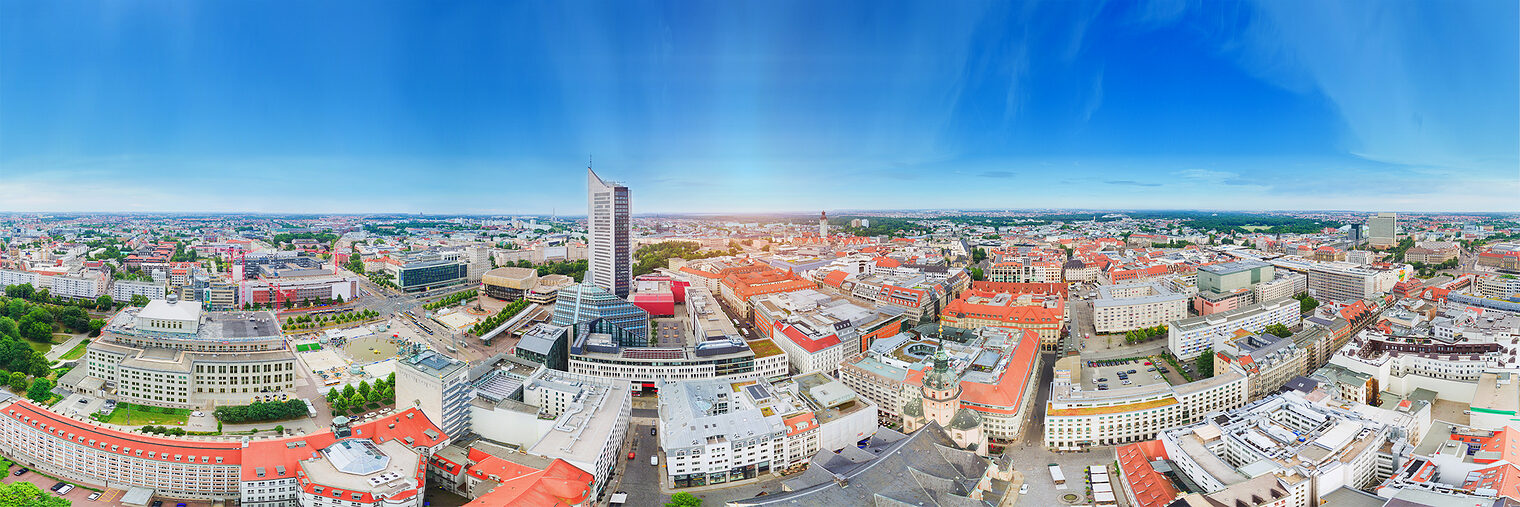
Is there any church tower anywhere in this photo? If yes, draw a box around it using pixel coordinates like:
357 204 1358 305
921 349 962 427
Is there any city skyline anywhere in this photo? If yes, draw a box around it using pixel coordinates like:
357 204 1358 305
2 1 1516 214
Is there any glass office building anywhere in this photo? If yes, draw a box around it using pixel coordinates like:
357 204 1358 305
397 259 469 292
552 283 650 346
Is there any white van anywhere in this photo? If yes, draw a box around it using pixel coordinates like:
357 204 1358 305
650 456 659 467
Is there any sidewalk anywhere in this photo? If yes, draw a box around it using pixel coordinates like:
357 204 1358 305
45 333 89 362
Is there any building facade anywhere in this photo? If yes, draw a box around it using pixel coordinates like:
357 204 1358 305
1044 355 1248 450
587 168 632 298
1168 298 1302 361
79 298 297 409
1093 282 1189 333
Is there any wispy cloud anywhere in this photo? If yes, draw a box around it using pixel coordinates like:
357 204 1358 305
1105 180 1161 187
1219 1 1518 172
979 170 1016 178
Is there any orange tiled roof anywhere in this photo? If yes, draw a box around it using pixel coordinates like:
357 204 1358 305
1117 441 1180 507
464 450 594 507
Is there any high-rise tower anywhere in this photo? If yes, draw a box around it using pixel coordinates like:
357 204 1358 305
588 167 632 298
1369 212 1397 248
818 211 828 237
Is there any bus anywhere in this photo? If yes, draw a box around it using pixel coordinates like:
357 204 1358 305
1048 464 1066 488
304 399 318 418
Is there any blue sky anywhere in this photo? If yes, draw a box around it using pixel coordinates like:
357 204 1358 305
1 1 1516 214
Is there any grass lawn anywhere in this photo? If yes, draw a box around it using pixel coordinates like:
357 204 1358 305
59 340 90 360
104 403 191 426
26 334 70 355
25 340 52 355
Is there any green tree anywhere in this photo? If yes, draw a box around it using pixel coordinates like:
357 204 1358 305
343 384 357 399
1263 324 1292 338
969 267 985 281
1294 294 1319 314
95 294 115 310
26 378 53 403
9 372 26 391
1195 348 1215 379
0 317 16 339
130 295 150 307
350 392 367 407
0 480 72 506
3 283 34 300
357 380 372 398
666 492 703 507
87 318 106 337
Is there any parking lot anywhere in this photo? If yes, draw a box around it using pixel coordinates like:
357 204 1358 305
1 467 110 506
56 393 112 419
1083 356 1178 391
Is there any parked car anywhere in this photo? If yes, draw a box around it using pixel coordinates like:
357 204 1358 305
651 456 659 466
1020 484 1029 495
87 492 101 501
151 501 163 507
50 482 66 492
628 451 635 460
13 467 28 476
56 484 73 495
650 427 657 436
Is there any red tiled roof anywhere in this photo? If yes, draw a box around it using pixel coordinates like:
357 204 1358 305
4 400 244 465
775 322 841 353
1117 440 1180 507
821 270 850 288
956 329 1040 413
1464 462 1520 502
241 407 445 481
464 449 593 507
783 413 819 436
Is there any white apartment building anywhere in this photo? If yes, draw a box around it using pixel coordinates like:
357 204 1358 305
51 273 105 300
1160 391 1393 504
1092 282 1189 333
0 269 45 290
1044 355 1247 450
1254 272 1307 303
1169 298 1302 360
111 279 168 302
657 372 877 488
